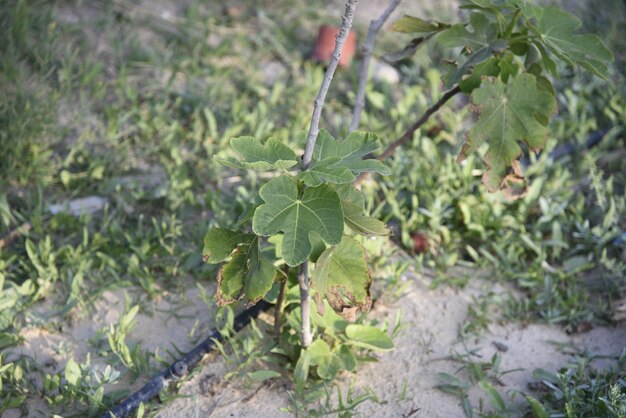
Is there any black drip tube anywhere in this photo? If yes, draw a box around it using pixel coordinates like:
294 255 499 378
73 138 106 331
103 300 272 418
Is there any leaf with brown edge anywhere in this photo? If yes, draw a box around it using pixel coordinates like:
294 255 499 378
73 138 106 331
203 227 254 264
311 236 372 320
460 73 556 192
215 238 277 306
215 249 247 305
499 161 528 200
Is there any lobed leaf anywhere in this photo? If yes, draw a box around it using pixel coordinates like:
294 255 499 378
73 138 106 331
438 13 507 89
214 136 297 170
215 237 277 305
312 236 372 318
336 185 389 236
300 130 389 187
460 73 556 193
252 176 343 266
522 6 613 79
300 158 355 187
203 228 254 263
307 339 343 380
459 52 520 93
438 13 496 51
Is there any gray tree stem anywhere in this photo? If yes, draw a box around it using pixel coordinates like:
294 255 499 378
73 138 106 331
299 0 357 348
297 262 312 347
350 0 402 132
302 0 358 169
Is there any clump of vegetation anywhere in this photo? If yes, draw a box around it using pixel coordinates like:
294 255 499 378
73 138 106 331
0 0 623 416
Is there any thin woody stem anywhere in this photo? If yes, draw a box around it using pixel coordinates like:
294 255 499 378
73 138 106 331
299 0 358 348
353 85 462 187
302 0 358 169
350 0 402 132
377 85 461 161
297 263 312 347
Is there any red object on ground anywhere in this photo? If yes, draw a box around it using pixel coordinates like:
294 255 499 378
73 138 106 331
312 25 357 68
411 231 430 254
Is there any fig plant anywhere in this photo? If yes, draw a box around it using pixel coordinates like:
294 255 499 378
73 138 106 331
203 0 612 387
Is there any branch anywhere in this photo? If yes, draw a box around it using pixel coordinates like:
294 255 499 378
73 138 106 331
298 0 358 348
377 85 461 161
302 0 358 169
350 0 402 132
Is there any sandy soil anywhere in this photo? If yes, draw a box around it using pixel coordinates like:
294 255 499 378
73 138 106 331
154 267 626 418
9 260 624 418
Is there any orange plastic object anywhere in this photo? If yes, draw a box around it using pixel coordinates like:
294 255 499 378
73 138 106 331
312 25 357 68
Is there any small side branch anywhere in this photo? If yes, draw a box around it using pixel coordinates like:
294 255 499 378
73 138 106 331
350 0 402 132
378 85 461 161
303 0 358 168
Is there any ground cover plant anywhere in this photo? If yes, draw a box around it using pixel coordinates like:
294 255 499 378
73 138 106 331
0 0 624 417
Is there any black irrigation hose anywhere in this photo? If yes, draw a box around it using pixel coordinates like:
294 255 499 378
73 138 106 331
103 300 273 418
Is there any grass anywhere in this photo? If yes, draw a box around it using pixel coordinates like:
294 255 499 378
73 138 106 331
0 0 625 416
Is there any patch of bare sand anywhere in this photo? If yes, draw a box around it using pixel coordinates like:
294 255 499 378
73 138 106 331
156 270 625 418
5 282 216 418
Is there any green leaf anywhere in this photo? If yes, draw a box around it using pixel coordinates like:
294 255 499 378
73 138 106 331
522 6 613 79
214 137 297 170
532 368 559 384
312 237 372 316
307 339 343 380
438 13 508 88
460 73 556 192
438 13 497 51
203 228 254 263
345 324 394 351
244 245 277 302
459 56 500 93
294 349 310 395
497 52 520 83
337 185 388 236
253 176 343 266
308 232 327 263
479 381 505 411
437 372 470 389
392 15 451 34
443 47 494 89
216 238 277 305
216 250 247 304
460 53 521 93
300 158 355 187
300 130 389 187
463 397 474 418
525 396 549 418
337 345 356 371
64 358 81 386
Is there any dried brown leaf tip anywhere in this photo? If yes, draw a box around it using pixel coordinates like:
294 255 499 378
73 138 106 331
493 160 528 200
